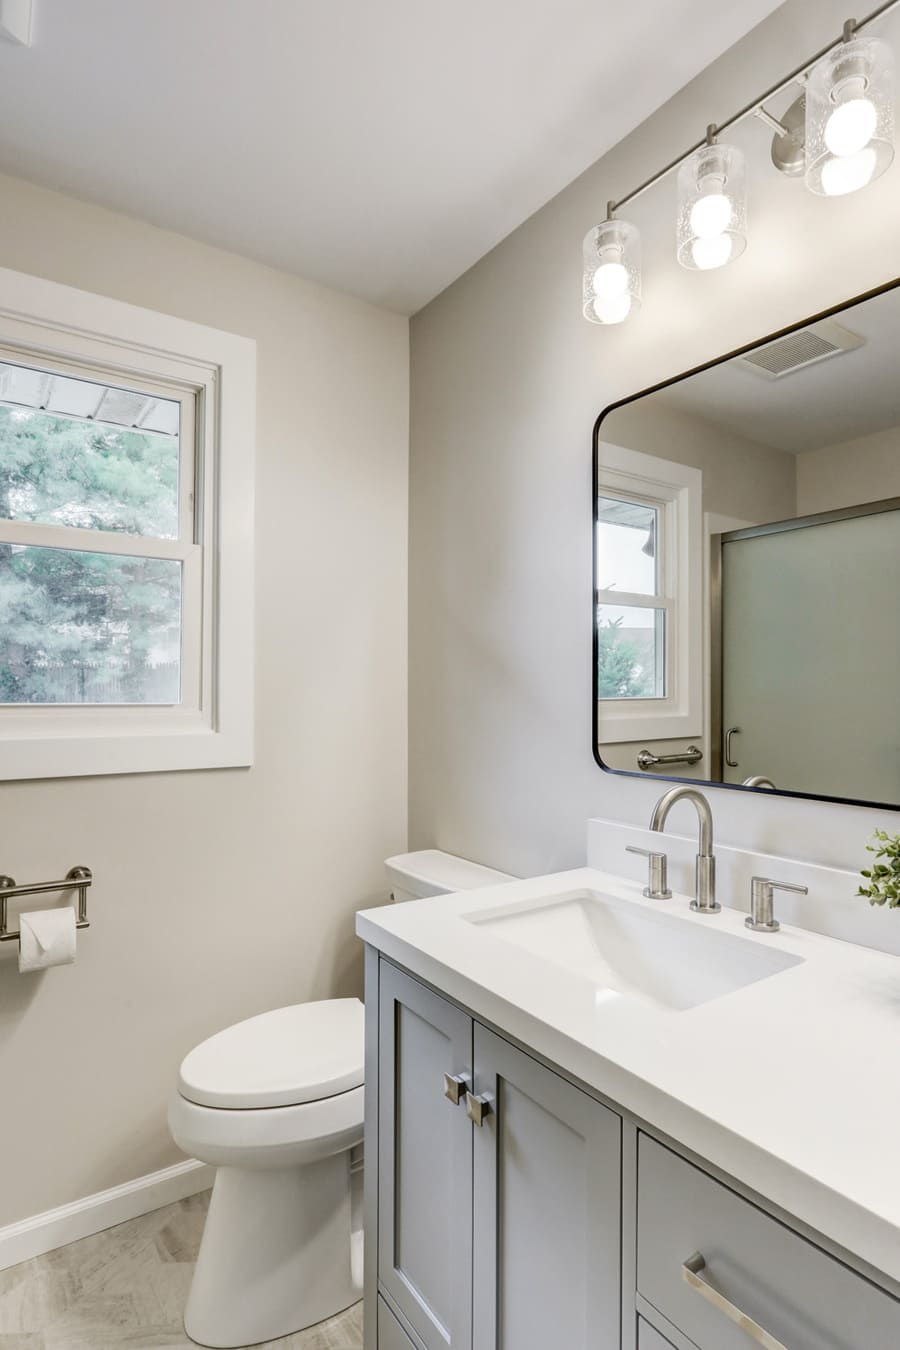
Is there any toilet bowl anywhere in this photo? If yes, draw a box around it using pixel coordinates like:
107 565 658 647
170 850 513 1348
169 999 365 1348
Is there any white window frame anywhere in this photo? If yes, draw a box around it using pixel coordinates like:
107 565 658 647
596 442 702 742
0 265 255 779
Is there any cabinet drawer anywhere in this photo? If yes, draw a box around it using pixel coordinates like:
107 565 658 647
637 1134 900 1350
637 1318 675 1349
379 1296 418 1350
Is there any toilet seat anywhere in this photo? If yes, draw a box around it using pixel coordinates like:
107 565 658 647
169 1082 364 1170
178 998 364 1110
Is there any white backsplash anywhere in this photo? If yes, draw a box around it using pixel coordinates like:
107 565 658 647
587 816 900 958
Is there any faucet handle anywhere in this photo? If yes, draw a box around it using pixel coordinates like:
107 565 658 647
746 876 808 933
626 845 672 900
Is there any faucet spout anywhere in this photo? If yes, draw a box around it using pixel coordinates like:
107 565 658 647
649 785 719 913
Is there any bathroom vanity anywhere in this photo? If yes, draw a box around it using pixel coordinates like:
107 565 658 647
357 869 900 1350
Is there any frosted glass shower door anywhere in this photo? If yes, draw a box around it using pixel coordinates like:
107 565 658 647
720 504 900 803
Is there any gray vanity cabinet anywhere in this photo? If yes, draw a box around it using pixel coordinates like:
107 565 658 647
377 964 474 1350
471 1025 622 1349
369 954 900 1350
636 1322 674 1350
376 964 622 1350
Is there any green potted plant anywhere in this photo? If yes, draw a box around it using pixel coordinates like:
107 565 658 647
858 830 900 907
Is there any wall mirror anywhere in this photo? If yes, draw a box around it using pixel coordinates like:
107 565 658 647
593 280 900 811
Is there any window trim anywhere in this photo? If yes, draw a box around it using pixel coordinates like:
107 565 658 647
0 265 255 779
596 442 702 743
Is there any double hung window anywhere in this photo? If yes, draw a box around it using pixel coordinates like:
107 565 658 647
0 265 255 778
595 443 702 742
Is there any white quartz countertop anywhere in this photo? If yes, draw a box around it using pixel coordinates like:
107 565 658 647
356 868 900 1287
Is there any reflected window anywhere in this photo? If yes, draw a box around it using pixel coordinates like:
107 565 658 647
596 496 666 700
594 443 702 746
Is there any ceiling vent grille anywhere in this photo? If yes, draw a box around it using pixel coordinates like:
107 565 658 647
734 319 864 380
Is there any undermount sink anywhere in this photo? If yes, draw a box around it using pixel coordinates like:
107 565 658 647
466 888 803 1012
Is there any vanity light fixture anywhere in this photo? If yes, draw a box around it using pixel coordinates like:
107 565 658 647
583 206 641 325
585 2 900 326
805 22 894 195
676 128 747 271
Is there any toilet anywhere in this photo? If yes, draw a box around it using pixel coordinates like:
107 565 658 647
169 849 512 1349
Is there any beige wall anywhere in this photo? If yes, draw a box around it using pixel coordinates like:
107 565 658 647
409 0 900 884
797 425 900 515
0 176 409 1225
602 399 796 524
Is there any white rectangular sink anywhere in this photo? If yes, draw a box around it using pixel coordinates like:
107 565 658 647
467 888 803 1011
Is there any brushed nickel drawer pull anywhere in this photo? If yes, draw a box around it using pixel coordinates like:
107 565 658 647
682 1252 789 1350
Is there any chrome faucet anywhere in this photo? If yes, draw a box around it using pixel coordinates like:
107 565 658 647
649 785 720 914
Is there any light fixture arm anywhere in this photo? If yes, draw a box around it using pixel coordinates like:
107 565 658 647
753 105 792 137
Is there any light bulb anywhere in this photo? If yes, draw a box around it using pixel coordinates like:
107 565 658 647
592 292 632 324
689 191 732 239
820 145 877 195
591 261 629 300
825 96 877 156
690 233 733 270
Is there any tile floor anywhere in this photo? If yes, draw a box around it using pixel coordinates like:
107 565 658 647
0 1192 363 1349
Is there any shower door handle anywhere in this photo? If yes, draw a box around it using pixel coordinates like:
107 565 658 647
725 726 741 768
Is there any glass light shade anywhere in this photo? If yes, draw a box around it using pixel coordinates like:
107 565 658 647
676 142 747 271
583 219 641 324
805 36 894 196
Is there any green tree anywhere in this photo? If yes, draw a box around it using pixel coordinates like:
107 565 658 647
0 406 181 704
597 614 651 699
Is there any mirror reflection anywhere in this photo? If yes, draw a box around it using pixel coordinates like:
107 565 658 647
594 282 900 808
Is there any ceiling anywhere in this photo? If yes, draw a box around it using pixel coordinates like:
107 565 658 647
0 0 783 314
657 284 900 454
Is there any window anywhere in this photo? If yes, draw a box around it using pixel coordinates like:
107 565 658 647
0 265 255 779
596 496 666 700
0 357 195 707
595 443 701 741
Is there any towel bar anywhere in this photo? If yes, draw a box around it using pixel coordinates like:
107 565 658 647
636 745 703 771
0 866 92 944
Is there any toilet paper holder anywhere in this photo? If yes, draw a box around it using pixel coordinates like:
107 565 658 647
0 866 92 945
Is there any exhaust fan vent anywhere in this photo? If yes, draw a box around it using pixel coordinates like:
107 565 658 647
735 319 864 380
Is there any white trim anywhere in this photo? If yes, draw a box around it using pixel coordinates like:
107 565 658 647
703 511 755 770
0 265 256 778
0 1158 213 1273
597 442 703 743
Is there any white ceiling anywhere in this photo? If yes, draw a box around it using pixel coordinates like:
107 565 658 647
0 0 783 313
657 285 900 454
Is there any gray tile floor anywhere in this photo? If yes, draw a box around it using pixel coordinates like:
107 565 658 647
0 1192 363 1349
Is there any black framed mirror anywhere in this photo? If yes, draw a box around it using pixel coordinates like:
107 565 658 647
592 279 900 811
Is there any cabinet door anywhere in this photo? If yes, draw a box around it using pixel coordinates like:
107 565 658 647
379 1295 420 1350
378 964 473 1350
471 1025 621 1350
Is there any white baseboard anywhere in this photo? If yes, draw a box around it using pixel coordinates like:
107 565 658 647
0 1158 214 1273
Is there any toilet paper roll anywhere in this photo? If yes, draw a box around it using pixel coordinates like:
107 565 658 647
18 907 77 974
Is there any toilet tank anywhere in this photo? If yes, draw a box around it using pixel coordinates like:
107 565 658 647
385 849 514 903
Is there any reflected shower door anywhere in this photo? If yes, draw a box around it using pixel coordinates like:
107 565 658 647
720 503 900 803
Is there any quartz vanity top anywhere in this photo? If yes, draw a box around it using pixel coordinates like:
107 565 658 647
356 868 900 1287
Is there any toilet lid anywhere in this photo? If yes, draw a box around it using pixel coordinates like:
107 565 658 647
178 998 365 1109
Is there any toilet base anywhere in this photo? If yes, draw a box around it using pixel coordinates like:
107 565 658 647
184 1154 361 1348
